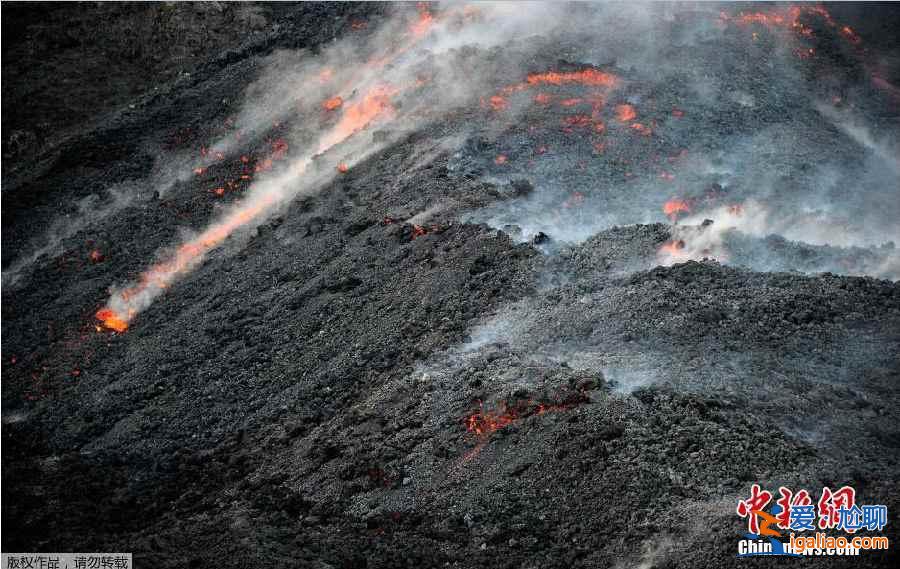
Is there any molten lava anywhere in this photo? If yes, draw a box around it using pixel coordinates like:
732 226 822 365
525 69 617 89
615 104 637 122
663 198 691 221
659 239 687 257
720 4 864 54
318 85 397 153
409 2 435 38
323 96 344 111
487 95 508 111
96 308 129 333
97 81 401 332
465 394 588 438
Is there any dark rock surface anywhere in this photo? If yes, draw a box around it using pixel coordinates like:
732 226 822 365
3 3 899 568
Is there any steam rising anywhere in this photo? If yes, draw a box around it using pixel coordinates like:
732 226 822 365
8 1 888 332
94 3 587 330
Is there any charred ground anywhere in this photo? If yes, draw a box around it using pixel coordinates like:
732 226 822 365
3 3 900 568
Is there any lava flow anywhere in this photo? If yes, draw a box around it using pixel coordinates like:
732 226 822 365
465 394 588 438
96 84 399 332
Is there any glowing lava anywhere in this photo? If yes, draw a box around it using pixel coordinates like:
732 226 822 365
318 85 397 153
525 69 617 89
615 104 637 122
658 239 687 258
96 308 129 333
663 198 691 221
323 96 344 111
409 2 435 38
96 83 398 332
465 395 588 438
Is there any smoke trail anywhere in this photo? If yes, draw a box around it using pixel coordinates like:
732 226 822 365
94 2 573 331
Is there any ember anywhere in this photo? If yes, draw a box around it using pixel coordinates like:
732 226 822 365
323 96 343 111
525 69 617 89
487 95 507 111
658 239 688 258
663 198 691 221
409 2 434 38
465 394 588 438
615 104 636 122
96 308 129 333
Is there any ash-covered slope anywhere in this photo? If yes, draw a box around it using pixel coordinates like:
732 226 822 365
3 3 900 568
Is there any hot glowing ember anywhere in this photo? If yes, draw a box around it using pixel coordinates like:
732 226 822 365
487 95 508 111
615 104 636 122
97 81 401 330
629 123 652 136
318 85 397 153
409 2 435 37
840 25 861 44
465 404 518 436
89 250 105 263
465 395 588 437
525 69 618 89
96 308 129 333
663 198 691 221
323 96 344 111
562 115 593 128
720 4 864 55
658 239 687 256
337 162 349 173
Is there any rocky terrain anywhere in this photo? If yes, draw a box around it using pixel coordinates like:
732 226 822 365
3 3 899 568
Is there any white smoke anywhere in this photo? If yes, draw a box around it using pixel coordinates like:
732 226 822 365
96 2 604 327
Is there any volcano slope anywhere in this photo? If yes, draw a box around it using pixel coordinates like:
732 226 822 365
3 3 900 568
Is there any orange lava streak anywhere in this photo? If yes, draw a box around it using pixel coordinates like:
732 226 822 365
525 69 617 88
409 2 435 37
318 85 397 153
97 80 401 332
97 193 280 331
